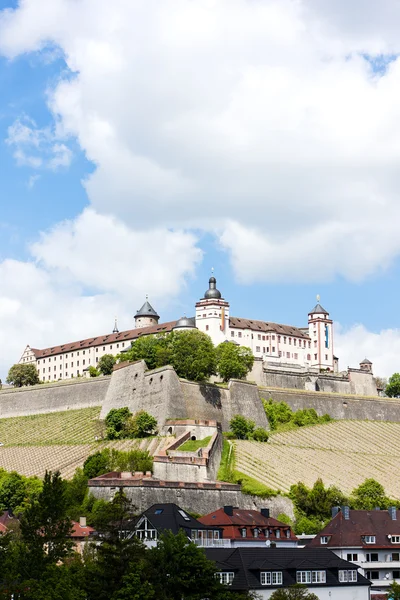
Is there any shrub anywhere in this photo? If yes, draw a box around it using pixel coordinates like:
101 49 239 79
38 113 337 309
229 415 255 440
83 448 153 479
97 354 116 376
126 411 158 438
252 427 269 442
88 366 99 377
105 407 132 439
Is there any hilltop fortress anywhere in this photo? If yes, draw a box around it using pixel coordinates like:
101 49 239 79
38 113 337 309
18 274 376 396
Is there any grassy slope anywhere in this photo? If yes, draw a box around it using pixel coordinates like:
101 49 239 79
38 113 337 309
179 436 212 451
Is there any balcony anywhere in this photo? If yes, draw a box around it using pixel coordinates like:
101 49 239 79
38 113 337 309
194 538 232 548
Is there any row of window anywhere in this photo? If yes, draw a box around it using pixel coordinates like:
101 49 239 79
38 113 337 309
240 527 291 539
218 569 357 587
366 570 400 580
37 343 126 364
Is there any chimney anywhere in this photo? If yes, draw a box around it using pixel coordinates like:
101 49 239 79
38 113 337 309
224 506 233 516
341 506 350 520
331 507 340 518
79 516 87 528
261 508 270 518
390 507 397 521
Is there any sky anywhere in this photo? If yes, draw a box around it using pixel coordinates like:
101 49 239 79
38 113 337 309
1 0 400 380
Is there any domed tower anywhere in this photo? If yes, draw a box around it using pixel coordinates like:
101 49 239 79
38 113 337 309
195 272 230 345
172 316 197 331
134 296 160 329
308 295 334 370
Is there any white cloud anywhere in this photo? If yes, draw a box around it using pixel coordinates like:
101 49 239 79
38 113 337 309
335 323 400 378
0 209 202 380
6 116 73 170
2 1 400 282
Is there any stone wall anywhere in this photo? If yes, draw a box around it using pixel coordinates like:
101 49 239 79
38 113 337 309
0 377 110 418
260 387 400 421
88 475 294 518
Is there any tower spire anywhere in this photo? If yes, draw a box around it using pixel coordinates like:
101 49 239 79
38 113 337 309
113 317 119 334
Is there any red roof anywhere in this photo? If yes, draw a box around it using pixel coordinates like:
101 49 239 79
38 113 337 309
310 509 400 549
229 317 310 340
198 508 297 542
32 321 178 358
70 521 95 538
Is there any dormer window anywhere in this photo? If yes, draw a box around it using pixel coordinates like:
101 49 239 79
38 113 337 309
364 536 376 544
321 536 330 544
253 528 259 538
241 528 247 538
391 536 400 543
275 529 280 539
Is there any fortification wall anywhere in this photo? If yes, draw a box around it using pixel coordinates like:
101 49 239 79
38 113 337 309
89 478 294 517
260 387 400 421
0 377 109 418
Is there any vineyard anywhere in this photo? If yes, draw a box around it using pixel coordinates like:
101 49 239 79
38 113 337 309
0 407 172 478
235 420 400 498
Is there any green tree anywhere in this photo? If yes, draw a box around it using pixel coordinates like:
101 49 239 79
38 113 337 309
83 450 111 479
126 411 158 438
351 478 389 510
388 581 400 600
386 373 400 397
169 330 216 382
120 334 171 370
270 584 319 599
98 354 117 375
215 342 254 382
230 415 255 440
290 479 348 529
105 407 132 439
89 366 99 377
6 363 40 387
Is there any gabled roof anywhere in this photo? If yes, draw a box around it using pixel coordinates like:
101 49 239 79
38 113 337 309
310 508 400 549
229 317 310 340
205 547 370 590
309 303 329 315
135 300 159 319
138 503 219 535
198 508 297 542
31 321 177 359
70 521 95 538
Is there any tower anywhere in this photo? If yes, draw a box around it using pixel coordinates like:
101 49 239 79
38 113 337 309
134 296 160 329
308 296 334 370
195 273 230 345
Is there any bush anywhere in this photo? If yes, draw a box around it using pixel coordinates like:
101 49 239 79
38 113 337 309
97 354 116 376
126 411 158 438
88 366 99 377
263 399 332 432
83 448 153 479
105 407 132 439
252 427 269 442
229 415 255 440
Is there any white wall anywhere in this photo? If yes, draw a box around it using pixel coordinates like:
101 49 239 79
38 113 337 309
256 586 369 599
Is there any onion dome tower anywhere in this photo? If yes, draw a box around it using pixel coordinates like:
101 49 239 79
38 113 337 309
195 270 230 344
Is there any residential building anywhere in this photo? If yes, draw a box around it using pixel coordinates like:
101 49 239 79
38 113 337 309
205 547 370 599
18 275 336 382
70 517 95 554
310 506 400 596
198 506 298 547
132 503 225 548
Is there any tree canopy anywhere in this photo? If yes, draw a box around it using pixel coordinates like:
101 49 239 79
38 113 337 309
98 354 116 375
350 478 389 510
270 584 320 599
386 373 400 397
215 342 254 382
6 363 40 387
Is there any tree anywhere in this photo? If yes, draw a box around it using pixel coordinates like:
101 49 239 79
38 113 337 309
290 479 348 523
386 373 400 397
105 407 132 439
351 478 389 510
388 581 400 600
6 363 40 387
230 415 255 439
169 330 216 382
98 354 117 375
215 342 254 382
120 334 171 370
126 411 158 438
83 450 112 479
89 366 99 377
270 584 319 599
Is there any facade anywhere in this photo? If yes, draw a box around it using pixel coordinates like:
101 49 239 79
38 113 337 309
205 547 370 599
310 506 400 595
198 506 298 548
18 276 336 383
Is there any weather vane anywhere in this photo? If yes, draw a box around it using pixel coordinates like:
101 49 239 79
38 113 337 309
316 294 320 303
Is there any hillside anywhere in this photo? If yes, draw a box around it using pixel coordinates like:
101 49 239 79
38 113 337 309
235 420 400 498
0 407 171 479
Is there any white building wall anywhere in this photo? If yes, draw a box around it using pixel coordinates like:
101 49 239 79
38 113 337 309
332 546 400 592
308 314 334 370
255 586 369 599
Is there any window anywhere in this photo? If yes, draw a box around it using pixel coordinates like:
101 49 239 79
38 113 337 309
117 344 119 348
258 334 261 340
272 347 275 353
325 354 328 360
203 313 206 318
103 346 105 351
307 354 311 360
365 536 376 545
48 367 51 373
65 363 68 369
296 571 325 584
71 362 74 367
256 346 260 352
393 571 400 579
275 529 280 538
83 350 85 355
218 572 234 585
314 354 317 360
279 351 282 357
262 335 265 341
110 345 112 350
231 331 234 337
43 359 46 363
54 366 56 371
238 332 242 338
253 528 259 538
366 571 379 580
77 361 79 366
286 530 291 539
96 357 99 363
339 570 357 583
83 360 85 366
278 336 281 342
392 537 400 544
308 341 311 348
122 343 125 347
314 340 317 347
283 337 286 343
294 353 298 359
321 536 330 544
293 339 296 346
347 553 358 562
77 370 79 376
54 374 56 379
241 528 246 538
366 553 379 562
205 325 209 331
289 338 292 345
272 335 275 340
261 572 283 586
287 352 290 358
393 553 400 561
263 347 266 353
178 509 190 521
154 509 163 514
60 374 62 379
96 348 98 353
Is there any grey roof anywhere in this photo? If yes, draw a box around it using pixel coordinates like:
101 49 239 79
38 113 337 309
139 503 219 535
173 316 196 329
135 300 159 319
204 276 222 300
309 303 329 315
360 358 372 364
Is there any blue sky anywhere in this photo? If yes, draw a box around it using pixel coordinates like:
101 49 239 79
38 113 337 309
1 0 400 378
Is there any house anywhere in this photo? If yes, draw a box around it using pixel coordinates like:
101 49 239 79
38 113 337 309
198 506 298 547
310 506 400 596
69 517 95 554
132 503 225 547
0 510 17 534
205 547 370 599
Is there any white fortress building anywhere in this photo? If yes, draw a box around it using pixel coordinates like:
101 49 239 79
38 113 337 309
18 276 338 384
